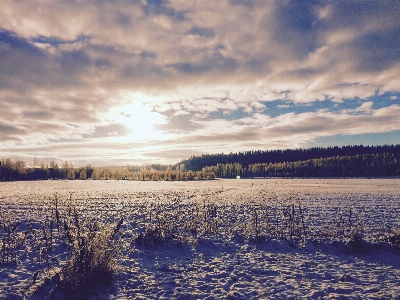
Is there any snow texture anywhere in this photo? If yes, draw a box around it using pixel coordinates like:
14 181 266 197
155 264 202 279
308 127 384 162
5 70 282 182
1 179 400 299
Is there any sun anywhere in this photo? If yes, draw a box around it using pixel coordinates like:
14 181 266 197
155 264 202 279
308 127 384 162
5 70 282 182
112 100 167 142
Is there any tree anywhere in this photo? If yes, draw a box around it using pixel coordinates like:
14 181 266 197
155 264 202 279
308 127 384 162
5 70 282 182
151 170 159 181
91 169 100 180
62 161 69 170
186 170 194 180
15 160 26 175
140 168 146 181
67 169 75 180
164 167 172 181
85 164 94 179
33 157 39 168
49 161 60 179
79 170 87 180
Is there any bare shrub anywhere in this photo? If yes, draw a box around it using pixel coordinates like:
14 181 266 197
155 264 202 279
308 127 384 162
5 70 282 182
135 225 165 248
0 220 19 265
57 213 123 299
388 228 400 249
343 224 366 254
199 202 219 235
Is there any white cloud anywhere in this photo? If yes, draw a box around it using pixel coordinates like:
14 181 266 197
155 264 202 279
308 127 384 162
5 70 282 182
355 102 373 114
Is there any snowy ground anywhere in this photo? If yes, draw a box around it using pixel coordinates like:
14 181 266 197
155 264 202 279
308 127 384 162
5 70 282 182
1 179 400 299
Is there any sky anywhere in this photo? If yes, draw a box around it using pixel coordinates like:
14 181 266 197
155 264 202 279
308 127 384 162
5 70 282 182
1 0 400 167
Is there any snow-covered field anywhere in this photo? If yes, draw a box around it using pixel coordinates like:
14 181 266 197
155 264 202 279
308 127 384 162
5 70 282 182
1 179 400 299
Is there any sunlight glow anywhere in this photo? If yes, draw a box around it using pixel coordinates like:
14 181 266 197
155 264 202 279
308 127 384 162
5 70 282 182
112 97 168 142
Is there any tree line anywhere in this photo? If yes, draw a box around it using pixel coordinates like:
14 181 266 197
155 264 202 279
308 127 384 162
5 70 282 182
1 145 399 181
202 152 400 178
177 145 400 171
0 159 216 182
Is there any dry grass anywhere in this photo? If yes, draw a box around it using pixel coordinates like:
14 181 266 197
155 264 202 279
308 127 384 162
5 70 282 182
0 220 19 265
58 213 123 299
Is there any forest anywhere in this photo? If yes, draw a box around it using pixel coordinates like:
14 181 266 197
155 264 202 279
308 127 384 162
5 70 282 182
1 145 399 181
204 152 400 179
177 145 400 171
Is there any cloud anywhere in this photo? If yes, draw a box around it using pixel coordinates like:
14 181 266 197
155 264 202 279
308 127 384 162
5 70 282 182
1 0 400 165
2 1 399 97
187 26 215 38
354 102 373 114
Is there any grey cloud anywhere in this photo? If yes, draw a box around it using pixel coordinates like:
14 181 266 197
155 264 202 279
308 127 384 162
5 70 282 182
120 63 164 82
268 116 331 136
114 11 133 26
277 67 321 84
166 62 202 75
267 1 322 61
187 26 215 38
166 54 237 76
31 34 89 48
59 50 92 74
1 90 112 146
0 29 45 58
0 30 94 92
0 123 25 135
326 1 396 30
94 59 113 68
276 2 317 34
154 113 203 132
1 1 396 97
350 28 400 73
265 106 400 139
22 111 53 120
244 58 268 74
0 93 42 122
140 51 157 59
0 30 49 91
142 0 186 20
146 0 164 6
318 2 400 73
46 96 108 124
229 0 254 7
